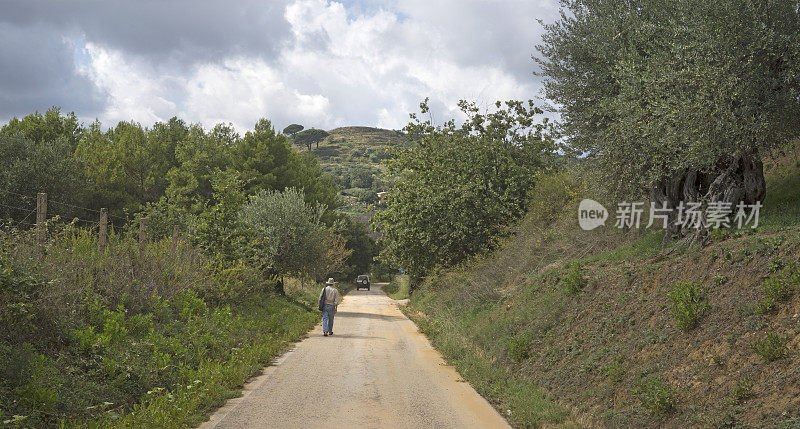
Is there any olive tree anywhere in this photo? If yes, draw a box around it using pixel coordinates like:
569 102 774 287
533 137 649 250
537 0 800 237
239 188 350 292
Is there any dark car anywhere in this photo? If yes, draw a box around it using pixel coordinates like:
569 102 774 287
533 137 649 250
356 275 370 291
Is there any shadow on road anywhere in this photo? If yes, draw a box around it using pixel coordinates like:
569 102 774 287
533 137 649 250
333 311 404 321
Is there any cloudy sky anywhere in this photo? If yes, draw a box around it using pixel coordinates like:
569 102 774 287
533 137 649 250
0 0 559 132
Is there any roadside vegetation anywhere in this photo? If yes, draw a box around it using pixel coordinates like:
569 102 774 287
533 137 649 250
374 0 800 426
382 275 410 300
0 111 375 426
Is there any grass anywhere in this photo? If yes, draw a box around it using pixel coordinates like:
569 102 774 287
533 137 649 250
406 308 574 428
383 274 411 300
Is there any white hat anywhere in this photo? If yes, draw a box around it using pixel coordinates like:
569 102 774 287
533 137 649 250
326 278 336 285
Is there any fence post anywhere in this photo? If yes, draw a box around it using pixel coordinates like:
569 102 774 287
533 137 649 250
35 192 47 247
171 225 179 256
99 208 108 254
139 217 147 256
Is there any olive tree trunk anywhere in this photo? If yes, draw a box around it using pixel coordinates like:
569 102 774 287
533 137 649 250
651 149 766 241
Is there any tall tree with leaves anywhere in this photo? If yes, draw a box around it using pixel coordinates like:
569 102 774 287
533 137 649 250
537 0 800 238
374 99 555 278
294 128 329 151
283 123 304 138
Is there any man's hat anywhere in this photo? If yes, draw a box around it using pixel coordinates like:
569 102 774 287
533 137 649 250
326 278 336 285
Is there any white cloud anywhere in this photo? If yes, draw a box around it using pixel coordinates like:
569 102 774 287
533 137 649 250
69 0 557 131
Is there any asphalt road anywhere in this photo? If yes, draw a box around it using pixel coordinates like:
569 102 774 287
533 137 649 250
200 284 510 429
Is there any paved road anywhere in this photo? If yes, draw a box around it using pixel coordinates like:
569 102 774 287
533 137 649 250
201 284 510 429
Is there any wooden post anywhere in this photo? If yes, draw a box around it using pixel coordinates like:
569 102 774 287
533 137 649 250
99 208 108 254
171 225 179 256
35 193 47 246
138 217 146 256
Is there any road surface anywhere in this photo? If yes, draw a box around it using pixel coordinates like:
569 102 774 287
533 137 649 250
201 284 510 429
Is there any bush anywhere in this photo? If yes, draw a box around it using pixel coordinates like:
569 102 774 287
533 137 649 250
751 333 789 362
667 281 710 331
561 262 587 295
506 333 532 363
634 375 676 417
730 376 753 403
755 262 799 314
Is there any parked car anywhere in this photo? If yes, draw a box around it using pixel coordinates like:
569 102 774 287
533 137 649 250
356 275 370 291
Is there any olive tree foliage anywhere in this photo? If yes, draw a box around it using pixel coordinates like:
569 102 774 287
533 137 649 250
373 99 556 278
239 188 351 284
537 0 800 237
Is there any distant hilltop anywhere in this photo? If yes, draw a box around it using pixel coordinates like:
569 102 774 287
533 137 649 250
324 126 406 147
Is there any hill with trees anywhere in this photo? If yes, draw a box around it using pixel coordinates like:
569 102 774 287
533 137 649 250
286 125 407 220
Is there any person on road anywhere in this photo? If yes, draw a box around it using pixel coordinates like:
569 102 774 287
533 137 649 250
319 278 339 336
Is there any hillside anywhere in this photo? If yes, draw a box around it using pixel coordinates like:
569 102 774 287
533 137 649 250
402 148 800 427
296 126 407 220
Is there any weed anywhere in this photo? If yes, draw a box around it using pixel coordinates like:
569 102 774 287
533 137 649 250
713 273 727 286
667 281 710 331
767 258 784 273
711 354 725 366
754 262 798 314
751 333 789 362
506 332 532 363
634 374 676 417
642 328 669 345
600 354 627 383
561 262 587 295
730 376 753 403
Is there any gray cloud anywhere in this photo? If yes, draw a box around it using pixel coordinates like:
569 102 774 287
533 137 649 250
0 22 105 120
0 0 560 130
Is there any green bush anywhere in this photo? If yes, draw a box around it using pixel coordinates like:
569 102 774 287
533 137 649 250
506 333 532 363
667 281 710 331
754 262 798 314
730 376 753 403
561 262 587 295
751 333 789 362
634 375 676 417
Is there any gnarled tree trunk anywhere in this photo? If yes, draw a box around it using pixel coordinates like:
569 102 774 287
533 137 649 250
651 149 766 241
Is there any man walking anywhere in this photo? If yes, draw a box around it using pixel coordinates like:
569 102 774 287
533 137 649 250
319 278 339 336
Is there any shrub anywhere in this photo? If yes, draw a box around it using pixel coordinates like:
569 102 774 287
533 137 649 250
751 333 789 362
667 281 710 331
506 333 532 363
754 262 798 314
730 376 753 403
561 262 587 295
634 375 676 417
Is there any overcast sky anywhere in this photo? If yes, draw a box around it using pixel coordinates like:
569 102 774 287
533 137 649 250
0 0 559 132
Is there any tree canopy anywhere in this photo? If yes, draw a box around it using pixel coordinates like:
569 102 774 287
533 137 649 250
537 0 800 235
283 123 304 137
294 128 330 151
373 99 555 277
